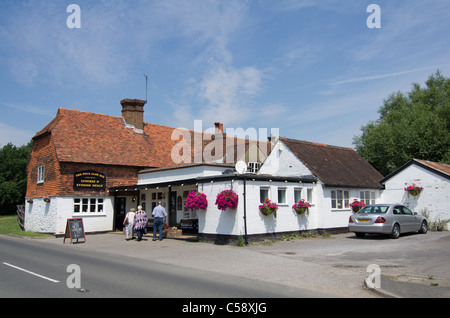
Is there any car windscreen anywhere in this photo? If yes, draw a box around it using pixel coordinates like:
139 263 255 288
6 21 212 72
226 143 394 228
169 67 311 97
358 205 389 214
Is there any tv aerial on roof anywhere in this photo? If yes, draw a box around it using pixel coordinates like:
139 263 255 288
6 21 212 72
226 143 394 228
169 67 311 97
144 74 148 105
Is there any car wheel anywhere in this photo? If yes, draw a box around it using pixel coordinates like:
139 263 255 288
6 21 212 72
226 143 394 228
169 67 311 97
355 232 365 238
419 220 428 234
390 223 400 239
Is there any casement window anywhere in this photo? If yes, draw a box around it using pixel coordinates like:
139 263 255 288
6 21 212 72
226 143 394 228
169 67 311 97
248 162 262 173
294 188 302 202
37 165 45 183
74 198 104 213
294 188 313 203
260 187 269 203
331 190 349 209
277 187 286 204
306 188 313 203
360 191 376 205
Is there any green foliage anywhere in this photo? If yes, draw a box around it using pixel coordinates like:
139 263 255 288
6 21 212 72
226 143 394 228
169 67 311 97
0 141 33 215
354 71 450 176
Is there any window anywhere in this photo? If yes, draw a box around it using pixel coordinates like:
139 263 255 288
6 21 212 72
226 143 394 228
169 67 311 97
74 198 104 213
37 165 45 183
306 188 313 203
331 190 349 209
248 162 262 173
278 188 286 204
260 188 269 203
360 191 376 205
294 188 302 203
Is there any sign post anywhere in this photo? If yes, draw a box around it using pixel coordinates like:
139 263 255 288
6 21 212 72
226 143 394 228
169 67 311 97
64 218 86 244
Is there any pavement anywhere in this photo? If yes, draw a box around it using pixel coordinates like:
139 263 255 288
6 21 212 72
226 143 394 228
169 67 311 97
39 231 450 298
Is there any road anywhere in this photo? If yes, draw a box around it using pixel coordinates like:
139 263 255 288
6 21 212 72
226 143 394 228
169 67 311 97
0 235 331 298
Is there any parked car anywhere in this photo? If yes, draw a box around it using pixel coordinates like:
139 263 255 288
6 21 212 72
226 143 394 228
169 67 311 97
348 204 428 239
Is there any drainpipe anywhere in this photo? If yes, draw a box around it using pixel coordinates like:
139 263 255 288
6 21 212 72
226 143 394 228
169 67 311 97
243 176 248 245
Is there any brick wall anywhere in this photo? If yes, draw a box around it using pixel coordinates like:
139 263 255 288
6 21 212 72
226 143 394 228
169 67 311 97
26 133 60 198
26 133 146 199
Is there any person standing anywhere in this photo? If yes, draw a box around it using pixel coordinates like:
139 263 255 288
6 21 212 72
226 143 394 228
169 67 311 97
134 205 148 241
152 201 167 241
123 208 136 241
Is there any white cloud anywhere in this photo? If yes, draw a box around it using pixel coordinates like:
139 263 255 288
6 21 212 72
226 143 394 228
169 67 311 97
197 64 264 126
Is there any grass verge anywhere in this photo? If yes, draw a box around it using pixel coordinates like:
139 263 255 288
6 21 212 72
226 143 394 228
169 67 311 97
0 215 52 237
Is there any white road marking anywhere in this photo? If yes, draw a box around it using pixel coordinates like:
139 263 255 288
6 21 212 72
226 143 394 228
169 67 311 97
2 262 60 283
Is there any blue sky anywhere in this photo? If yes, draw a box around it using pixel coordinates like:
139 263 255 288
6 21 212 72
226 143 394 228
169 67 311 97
1 0 450 148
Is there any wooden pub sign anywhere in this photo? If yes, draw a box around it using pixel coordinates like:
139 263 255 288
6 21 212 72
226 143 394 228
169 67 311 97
74 170 106 190
63 218 86 244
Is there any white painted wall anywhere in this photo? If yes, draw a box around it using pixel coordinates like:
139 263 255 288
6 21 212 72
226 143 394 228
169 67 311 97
25 196 114 235
258 140 313 177
381 164 450 223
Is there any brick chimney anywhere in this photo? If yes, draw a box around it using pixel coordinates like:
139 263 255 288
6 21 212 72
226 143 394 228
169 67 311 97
214 122 223 133
121 99 146 131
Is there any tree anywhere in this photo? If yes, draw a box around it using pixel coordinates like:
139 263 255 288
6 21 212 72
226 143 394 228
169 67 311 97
0 141 33 215
353 71 450 176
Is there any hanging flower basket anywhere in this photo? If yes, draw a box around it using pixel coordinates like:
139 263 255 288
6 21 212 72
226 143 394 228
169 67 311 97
350 199 366 213
404 184 423 198
259 199 279 218
185 191 208 210
43 196 51 203
215 189 239 211
292 199 311 216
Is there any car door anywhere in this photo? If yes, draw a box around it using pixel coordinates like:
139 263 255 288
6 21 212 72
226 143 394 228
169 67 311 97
393 205 407 233
401 206 418 232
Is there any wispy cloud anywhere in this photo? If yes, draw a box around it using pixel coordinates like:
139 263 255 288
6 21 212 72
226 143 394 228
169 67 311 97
3 102 54 117
330 64 450 86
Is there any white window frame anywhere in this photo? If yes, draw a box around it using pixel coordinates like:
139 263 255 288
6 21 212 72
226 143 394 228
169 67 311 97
331 189 349 210
260 187 270 203
294 187 302 203
37 165 45 184
248 162 262 173
360 190 376 205
277 187 287 204
306 188 314 204
74 197 104 213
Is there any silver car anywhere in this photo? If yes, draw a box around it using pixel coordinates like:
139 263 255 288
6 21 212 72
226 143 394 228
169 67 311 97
348 204 428 239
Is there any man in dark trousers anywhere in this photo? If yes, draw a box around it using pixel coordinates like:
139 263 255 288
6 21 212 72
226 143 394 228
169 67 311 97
152 201 167 241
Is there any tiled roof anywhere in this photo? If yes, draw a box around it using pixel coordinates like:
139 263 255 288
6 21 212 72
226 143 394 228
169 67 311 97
33 108 271 169
282 138 384 189
414 159 450 178
380 158 450 182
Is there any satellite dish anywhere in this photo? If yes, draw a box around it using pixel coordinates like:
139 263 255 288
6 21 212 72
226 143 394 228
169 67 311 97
235 161 247 174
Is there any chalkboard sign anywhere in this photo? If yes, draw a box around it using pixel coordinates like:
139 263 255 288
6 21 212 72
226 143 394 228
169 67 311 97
63 218 86 244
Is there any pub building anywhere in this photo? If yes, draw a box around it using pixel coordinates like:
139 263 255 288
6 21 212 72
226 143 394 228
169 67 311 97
25 98 383 243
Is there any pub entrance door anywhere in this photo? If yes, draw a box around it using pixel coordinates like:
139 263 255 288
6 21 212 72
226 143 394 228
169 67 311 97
115 197 126 231
168 191 177 226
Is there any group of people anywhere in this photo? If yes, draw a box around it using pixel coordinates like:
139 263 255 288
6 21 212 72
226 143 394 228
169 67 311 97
123 201 168 241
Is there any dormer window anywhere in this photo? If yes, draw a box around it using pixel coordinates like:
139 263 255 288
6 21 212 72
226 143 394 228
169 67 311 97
248 162 261 173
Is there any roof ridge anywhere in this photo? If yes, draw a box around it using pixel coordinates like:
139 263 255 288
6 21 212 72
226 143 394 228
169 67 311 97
283 137 354 150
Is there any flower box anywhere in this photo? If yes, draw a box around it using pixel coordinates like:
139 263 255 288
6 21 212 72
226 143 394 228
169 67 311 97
165 229 183 238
